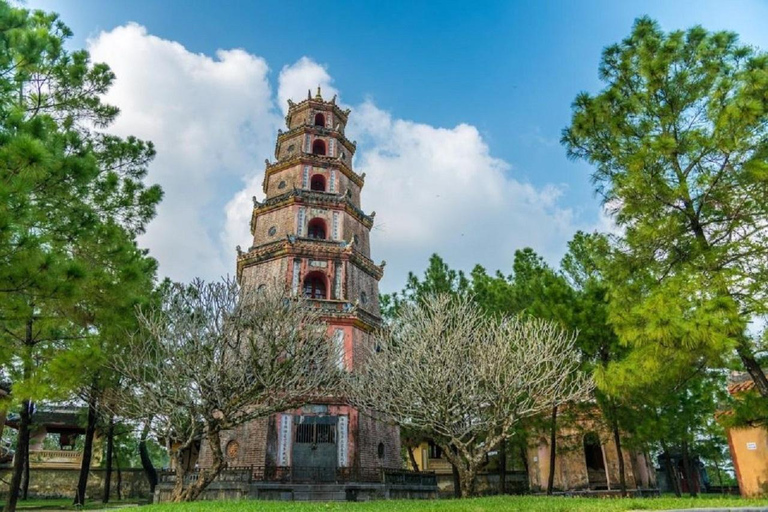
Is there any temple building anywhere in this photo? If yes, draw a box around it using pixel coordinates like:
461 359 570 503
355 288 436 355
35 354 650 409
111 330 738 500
3 406 100 469
723 373 768 497
406 406 657 496
197 88 400 476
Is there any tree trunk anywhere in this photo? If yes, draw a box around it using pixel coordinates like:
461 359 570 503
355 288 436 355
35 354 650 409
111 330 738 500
458 464 478 498
447 444 462 498
737 345 768 397
498 438 507 495
519 443 529 476
451 462 461 498
713 457 723 488
681 439 697 497
20 436 29 501
546 404 558 495
115 448 123 501
102 416 114 503
611 415 626 494
74 391 99 506
138 421 158 494
176 429 226 502
407 445 420 472
661 445 681 497
170 450 186 503
4 399 31 512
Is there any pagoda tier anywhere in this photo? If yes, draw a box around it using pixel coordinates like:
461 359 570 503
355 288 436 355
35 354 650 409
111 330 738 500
263 155 364 194
250 188 374 236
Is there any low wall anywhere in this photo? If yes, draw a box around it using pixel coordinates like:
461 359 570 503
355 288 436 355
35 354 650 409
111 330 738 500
154 481 437 502
436 471 529 497
0 467 152 500
153 467 438 502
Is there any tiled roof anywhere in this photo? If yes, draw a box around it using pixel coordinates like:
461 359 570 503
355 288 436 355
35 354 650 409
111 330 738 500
728 380 756 395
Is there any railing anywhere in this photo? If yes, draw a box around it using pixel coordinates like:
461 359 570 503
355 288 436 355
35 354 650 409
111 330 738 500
27 449 82 467
158 466 436 487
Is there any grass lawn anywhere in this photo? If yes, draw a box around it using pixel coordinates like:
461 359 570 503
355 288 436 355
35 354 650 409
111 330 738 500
143 494 768 512
0 498 143 510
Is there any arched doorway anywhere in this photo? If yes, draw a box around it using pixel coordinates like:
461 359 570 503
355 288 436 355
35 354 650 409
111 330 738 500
307 218 326 239
583 432 608 489
312 139 326 155
314 113 325 127
302 272 327 299
310 174 326 191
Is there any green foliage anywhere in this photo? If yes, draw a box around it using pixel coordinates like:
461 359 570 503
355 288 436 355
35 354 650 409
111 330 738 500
0 0 161 419
562 17 768 392
471 248 574 324
380 254 468 320
722 388 768 428
107 424 168 469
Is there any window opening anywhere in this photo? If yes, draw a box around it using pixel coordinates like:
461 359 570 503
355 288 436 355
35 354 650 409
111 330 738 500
303 273 327 299
307 218 326 239
310 174 326 191
312 139 326 155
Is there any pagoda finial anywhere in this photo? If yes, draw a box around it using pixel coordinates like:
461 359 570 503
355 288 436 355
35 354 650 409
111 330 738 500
331 94 337 104
316 86 322 100
307 89 312 100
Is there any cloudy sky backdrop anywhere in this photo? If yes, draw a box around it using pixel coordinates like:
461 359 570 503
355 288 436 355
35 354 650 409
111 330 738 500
28 1 768 292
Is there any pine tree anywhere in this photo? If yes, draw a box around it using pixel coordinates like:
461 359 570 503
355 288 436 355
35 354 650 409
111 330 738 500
563 17 768 396
0 4 161 510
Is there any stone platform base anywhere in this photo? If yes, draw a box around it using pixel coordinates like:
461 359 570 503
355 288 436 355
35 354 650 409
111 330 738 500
155 481 437 502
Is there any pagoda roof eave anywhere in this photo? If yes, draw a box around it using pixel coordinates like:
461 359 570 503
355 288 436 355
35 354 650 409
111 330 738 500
262 155 364 193
250 190 374 232
236 237 384 282
285 97 350 126
276 125 357 155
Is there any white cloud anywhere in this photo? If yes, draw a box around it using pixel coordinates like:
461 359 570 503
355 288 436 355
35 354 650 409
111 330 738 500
88 23 280 282
348 100 578 289
277 57 339 115
87 28 588 290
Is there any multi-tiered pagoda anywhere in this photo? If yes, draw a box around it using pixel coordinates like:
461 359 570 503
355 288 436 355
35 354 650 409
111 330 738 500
201 88 400 477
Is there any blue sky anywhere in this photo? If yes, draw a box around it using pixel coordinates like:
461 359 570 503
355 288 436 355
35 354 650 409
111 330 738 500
25 0 768 291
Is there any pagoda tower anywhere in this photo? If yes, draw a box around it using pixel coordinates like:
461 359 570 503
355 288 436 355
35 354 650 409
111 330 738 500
201 88 400 476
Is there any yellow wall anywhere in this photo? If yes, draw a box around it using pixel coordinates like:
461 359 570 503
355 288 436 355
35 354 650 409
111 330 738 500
728 426 768 497
405 442 452 474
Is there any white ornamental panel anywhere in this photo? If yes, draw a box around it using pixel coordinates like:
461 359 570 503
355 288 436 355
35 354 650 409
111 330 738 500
297 207 305 236
292 260 301 295
334 329 345 370
337 416 349 467
302 166 310 188
334 263 342 300
330 169 336 193
277 414 293 467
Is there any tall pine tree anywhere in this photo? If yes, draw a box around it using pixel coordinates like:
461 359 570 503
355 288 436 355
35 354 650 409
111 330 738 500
0 4 161 510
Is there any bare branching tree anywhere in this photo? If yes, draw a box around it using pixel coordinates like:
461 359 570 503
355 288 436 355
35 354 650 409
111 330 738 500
348 294 593 497
111 277 338 501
